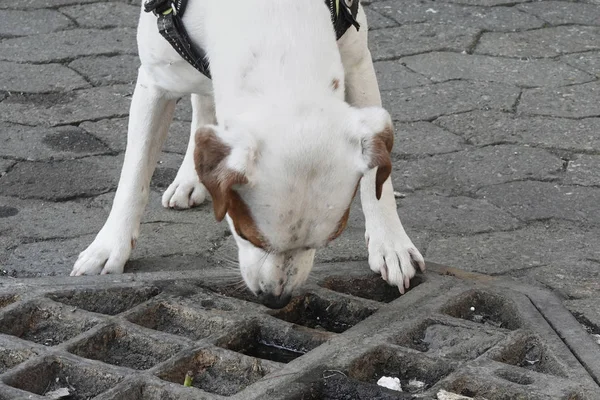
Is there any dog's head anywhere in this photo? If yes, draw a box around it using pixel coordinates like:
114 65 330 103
194 103 393 308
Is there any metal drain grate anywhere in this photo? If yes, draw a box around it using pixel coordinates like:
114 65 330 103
0 262 598 399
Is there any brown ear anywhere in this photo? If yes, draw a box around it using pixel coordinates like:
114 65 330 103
194 126 248 221
368 125 394 200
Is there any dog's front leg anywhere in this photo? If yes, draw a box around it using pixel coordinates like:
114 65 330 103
339 11 424 293
71 68 177 275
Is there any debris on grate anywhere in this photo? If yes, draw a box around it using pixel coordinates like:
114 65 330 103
0 301 99 346
157 348 273 396
348 346 455 395
395 320 501 361
269 292 378 333
217 320 332 363
68 324 183 370
440 290 521 330
0 343 36 374
126 301 235 341
3 356 122 399
47 286 160 315
320 274 424 303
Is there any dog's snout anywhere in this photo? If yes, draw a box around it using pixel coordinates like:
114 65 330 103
258 292 292 309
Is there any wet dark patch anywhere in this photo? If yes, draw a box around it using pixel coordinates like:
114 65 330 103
321 274 424 303
0 206 19 218
68 325 182 370
42 126 108 153
127 302 234 341
441 290 521 330
3 356 122 399
270 293 378 333
157 349 271 396
48 286 160 315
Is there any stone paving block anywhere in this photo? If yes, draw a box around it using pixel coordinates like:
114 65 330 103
370 0 543 31
478 181 600 226
397 194 521 235
0 0 98 8
0 123 110 161
519 81 600 118
374 61 431 90
60 2 140 28
426 222 600 275
517 1 600 26
382 81 519 122
0 9 72 37
0 155 121 201
475 26 600 58
528 261 600 300
0 159 15 176
80 117 190 154
399 52 593 88
392 145 562 195
435 110 600 150
561 51 600 78
393 121 466 157
369 23 480 61
565 155 600 186
363 6 398 30
0 28 137 63
440 0 529 4
0 85 133 126
0 61 89 93
68 55 140 86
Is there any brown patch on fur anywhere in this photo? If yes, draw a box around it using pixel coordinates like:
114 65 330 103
369 124 394 200
331 78 340 91
194 126 267 249
329 181 359 241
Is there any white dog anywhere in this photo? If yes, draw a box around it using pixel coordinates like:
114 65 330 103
71 0 424 308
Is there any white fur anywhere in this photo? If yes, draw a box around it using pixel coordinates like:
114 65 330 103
72 0 424 297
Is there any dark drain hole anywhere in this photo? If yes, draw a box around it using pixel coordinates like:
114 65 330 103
270 293 377 333
491 336 565 377
242 340 306 363
298 374 412 400
321 274 424 303
441 290 521 330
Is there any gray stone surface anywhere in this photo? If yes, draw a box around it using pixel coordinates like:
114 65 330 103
517 1 600 26
0 159 15 176
561 51 600 78
393 121 466 157
0 85 132 126
0 156 121 201
59 2 140 28
370 0 543 31
565 155 600 187
69 55 140 86
519 82 600 118
399 52 594 87
0 28 136 63
0 9 72 36
0 0 98 8
369 23 480 61
435 111 600 150
475 26 600 58
0 122 110 161
528 261 600 300
0 61 89 93
363 6 398 30
382 81 520 122
426 222 600 276
564 298 600 329
393 145 562 195
374 60 431 90
478 181 600 226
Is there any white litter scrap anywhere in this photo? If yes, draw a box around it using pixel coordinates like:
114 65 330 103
593 333 600 345
437 390 475 400
377 376 402 391
407 378 426 390
45 388 71 399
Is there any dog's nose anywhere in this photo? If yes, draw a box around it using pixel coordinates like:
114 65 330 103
258 292 292 309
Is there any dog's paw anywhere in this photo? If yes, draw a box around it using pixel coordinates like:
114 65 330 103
71 232 132 276
365 222 425 294
161 172 207 209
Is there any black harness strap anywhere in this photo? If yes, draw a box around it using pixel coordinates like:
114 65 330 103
144 0 360 79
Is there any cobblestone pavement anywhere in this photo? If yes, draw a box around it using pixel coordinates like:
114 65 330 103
1 0 600 358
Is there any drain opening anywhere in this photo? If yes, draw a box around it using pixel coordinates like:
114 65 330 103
321 274 424 303
68 325 183 370
0 346 36 374
47 286 160 315
270 293 378 333
441 290 521 330
489 335 566 377
295 374 412 400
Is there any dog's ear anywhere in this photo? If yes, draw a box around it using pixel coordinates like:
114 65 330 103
351 107 394 200
194 126 249 221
